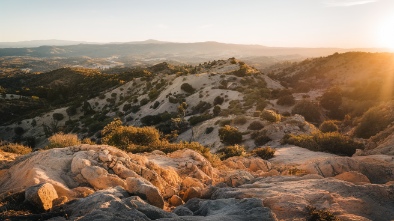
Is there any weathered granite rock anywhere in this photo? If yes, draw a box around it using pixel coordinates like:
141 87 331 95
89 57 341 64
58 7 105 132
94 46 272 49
125 177 164 208
25 183 59 211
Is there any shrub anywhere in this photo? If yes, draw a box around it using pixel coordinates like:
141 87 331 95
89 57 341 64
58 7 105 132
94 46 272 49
123 103 132 112
102 121 160 150
233 116 247 125
292 100 321 123
0 142 32 155
66 106 77 117
192 101 212 114
180 83 195 94
205 127 214 134
277 95 295 106
53 113 64 121
354 106 394 139
213 96 224 105
152 101 160 109
283 132 363 156
251 146 275 160
46 133 81 149
140 98 149 106
306 206 339 221
254 134 272 146
282 134 319 151
247 121 264 130
13 127 25 136
319 120 338 133
189 114 213 126
213 105 221 116
218 125 243 145
261 110 281 122
217 144 246 160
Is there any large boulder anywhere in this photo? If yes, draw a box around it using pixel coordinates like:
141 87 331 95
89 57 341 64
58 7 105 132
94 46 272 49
25 183 59 211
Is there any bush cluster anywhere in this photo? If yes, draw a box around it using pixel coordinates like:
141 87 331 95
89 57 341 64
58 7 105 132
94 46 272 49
247 121 264 130
283 132 363 156
292 100 321 123
46 133 81 149
260 110 281 122
233 116 247 125
354 106 394 138
218 125 243 145
217 144 246 160
180 83 195 94
0 142 32 155
250 146 275 160
319 120 339 133
276 95 295 106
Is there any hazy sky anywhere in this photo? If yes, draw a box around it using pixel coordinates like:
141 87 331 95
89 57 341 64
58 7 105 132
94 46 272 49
1 0 394 48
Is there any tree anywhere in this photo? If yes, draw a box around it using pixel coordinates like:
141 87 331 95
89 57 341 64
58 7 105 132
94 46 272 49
177 102 188 117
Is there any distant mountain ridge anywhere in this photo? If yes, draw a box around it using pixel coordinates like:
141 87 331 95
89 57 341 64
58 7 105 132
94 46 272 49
0 40 390 58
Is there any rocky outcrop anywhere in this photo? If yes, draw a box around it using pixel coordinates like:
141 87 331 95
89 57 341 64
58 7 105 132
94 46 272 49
55 186 275 221
300 155 394 183
211 175 394 221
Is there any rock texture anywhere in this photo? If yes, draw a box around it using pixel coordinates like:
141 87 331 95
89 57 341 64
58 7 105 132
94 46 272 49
1 144 394 220
25 183 59 211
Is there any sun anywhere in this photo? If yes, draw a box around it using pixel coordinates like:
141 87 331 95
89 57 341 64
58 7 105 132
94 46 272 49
377 16 394 49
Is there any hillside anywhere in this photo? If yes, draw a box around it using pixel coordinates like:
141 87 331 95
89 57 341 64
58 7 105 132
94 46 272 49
1 52 394 220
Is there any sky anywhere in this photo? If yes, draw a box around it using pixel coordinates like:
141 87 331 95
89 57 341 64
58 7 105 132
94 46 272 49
1 0 394 48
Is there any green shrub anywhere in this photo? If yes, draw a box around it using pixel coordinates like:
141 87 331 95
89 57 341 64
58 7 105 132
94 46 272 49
46 133 81 149
213 105 221 116
217 144 246 160
205 127 214 134
283 132 363 156
282 134 319 151
189 114 213 126
53 113 64 121
247 121 264 130
251 146 275 160
354 106 394 138
261 110 281 122
277 95 295 106
218 125 243 145
233 116 247 125
213 96 224 105
319 121 339 133
0 142 32 155
292 100 321 123
140 98 149 106
102 125 160 150
181 83 195 94
254 134 272 146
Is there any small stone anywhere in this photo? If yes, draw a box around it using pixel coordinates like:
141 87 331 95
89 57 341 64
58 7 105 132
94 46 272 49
182 187 201 202
169 195 184 206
